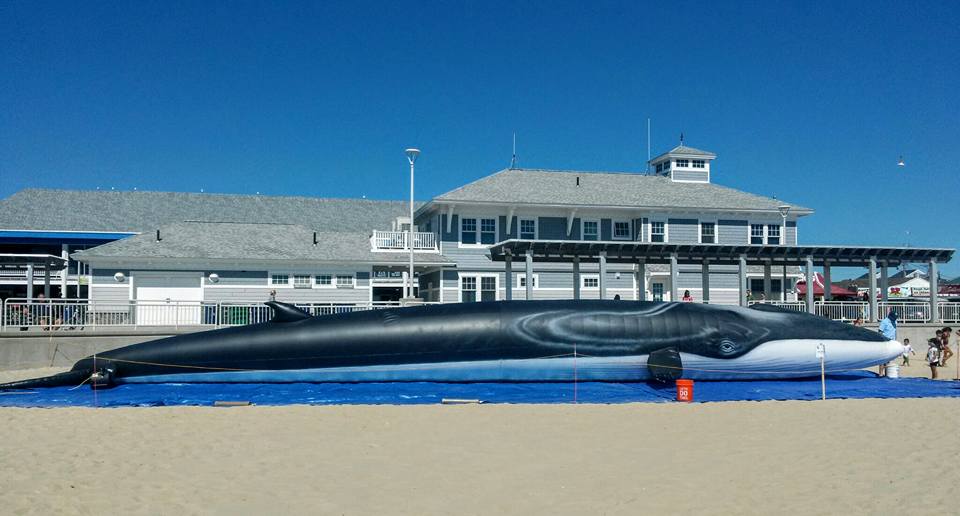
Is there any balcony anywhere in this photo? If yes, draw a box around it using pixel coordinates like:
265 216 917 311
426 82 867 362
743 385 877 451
371 231 438 252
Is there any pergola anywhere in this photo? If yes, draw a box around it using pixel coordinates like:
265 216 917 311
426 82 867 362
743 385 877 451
488 240 955 322
0 254 69 300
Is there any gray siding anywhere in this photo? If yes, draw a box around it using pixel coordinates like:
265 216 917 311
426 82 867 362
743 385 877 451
676 271 741 289
667 219 698 243
718 220 748 245
133 271 200 288
787 221 797 245
672 169 709 182
90 286 129 302
92 268 130 284
203 287 369 304
205 271 268 286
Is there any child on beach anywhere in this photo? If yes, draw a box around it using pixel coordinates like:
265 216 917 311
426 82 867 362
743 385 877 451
927 339 941 379
901 338 914 366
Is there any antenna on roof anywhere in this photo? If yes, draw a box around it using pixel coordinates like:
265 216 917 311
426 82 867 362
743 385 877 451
646 118 651 174
679 132 684 146
510 133 519 169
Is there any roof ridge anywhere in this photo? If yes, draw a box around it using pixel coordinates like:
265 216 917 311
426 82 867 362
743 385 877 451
9 188 413 204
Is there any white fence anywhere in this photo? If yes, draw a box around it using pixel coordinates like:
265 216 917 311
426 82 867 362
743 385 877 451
0 299 409 331
370 230 437 251
750 300 960 323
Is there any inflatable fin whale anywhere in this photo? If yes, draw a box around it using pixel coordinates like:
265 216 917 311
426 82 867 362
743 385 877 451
0 300 904 389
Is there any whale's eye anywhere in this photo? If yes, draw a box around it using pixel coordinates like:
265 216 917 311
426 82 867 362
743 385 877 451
718 339 740 355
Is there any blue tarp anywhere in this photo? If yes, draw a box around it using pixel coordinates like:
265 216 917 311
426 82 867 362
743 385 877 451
2 371 959 407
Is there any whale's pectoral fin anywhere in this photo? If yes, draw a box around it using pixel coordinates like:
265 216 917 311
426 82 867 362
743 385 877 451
265 302 313 323
647 347 683 382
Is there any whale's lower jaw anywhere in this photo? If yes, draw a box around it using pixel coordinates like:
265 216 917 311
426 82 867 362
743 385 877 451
117 339 903 384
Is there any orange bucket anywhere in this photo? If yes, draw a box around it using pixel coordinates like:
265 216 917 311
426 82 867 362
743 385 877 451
676 379 694 402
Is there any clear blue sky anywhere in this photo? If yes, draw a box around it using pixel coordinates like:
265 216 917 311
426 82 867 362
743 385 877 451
1 1 958 278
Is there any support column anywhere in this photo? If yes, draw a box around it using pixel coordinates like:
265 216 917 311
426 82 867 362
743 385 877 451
701 259 710 304
782 266 788 301
880 262 889 303
763 262 772 301
598 251 607 300
868 257 878 322
930 259 940 324
572 257 581 300
738 255 748 307
61 244 69 299
636 260 646 301
504 254 513 301
669 253 678 302
44 267 51 298
823 262 832 301
805 256 814 314
525 249 533 301
26 264 34 300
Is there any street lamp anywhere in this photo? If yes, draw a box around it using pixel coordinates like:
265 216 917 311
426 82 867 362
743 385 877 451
405 148 420 300
777 205 791 301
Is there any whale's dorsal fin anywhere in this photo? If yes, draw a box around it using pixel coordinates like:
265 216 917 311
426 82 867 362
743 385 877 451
266 301 312 323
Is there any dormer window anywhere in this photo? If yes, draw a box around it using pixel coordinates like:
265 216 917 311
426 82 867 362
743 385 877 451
675 159 689 168
692 159 705 168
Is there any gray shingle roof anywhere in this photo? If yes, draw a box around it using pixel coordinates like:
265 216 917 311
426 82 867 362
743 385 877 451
0 189 418 233
431 169 812 213
73 221 452 265
650 145 717 162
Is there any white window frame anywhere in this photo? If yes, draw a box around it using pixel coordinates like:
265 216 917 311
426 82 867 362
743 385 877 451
612 220 632 241
459 216 498 248
581 219 600 241
749 224 766 245
458 273 499 302
675 159 690 168
335 274 355 288
582 275 600 290
699 220 717 244
692 159 705 169
766 224 782 246
515 273 539 289
518 217 538 240
649 220 668 243
269 273 292 288
292 274 312 289
315 274 333 289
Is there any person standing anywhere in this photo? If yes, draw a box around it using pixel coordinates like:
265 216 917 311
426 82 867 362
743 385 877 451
901 338 915 367
939 327 953 367
927 339 941 379
878 310 898 376
682 290 694 302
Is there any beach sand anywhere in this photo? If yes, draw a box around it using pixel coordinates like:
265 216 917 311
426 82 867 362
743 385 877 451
2 367 959 515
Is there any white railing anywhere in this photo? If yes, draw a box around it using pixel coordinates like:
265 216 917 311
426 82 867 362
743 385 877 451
371 230 437 251
0 268 66 280
750 300 960 323
0 298 419 331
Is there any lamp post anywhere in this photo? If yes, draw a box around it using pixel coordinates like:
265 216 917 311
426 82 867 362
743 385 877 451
405 148 420 300
778 205 791 301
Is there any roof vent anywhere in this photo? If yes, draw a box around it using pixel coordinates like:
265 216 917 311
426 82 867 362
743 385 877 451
155 229 161 242
576 176 580 186
313 232 318 246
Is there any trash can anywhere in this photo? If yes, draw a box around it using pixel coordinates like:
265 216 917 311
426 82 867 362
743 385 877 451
676 379 694 402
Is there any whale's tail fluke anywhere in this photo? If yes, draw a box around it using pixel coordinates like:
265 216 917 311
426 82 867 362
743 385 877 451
0 369 91 391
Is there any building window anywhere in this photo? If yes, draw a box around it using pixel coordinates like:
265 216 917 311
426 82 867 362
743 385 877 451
461 276 477 302
613 221 631 240
316 274 332 287
583 276 599 289
271 274 289 286
480 218 497 245
652 283 664 302
651 221 666 242
336 274 354 288
519 218 537 240
480 277 497 302
750 224 765 245
767 225 781 245
517 274 538 289
293 275 311 288
655 163 663 173
700 222 716 244
461 218 477 245
692 159 705 168
663 161 671 169
675 159 689 168
582 220 599 241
